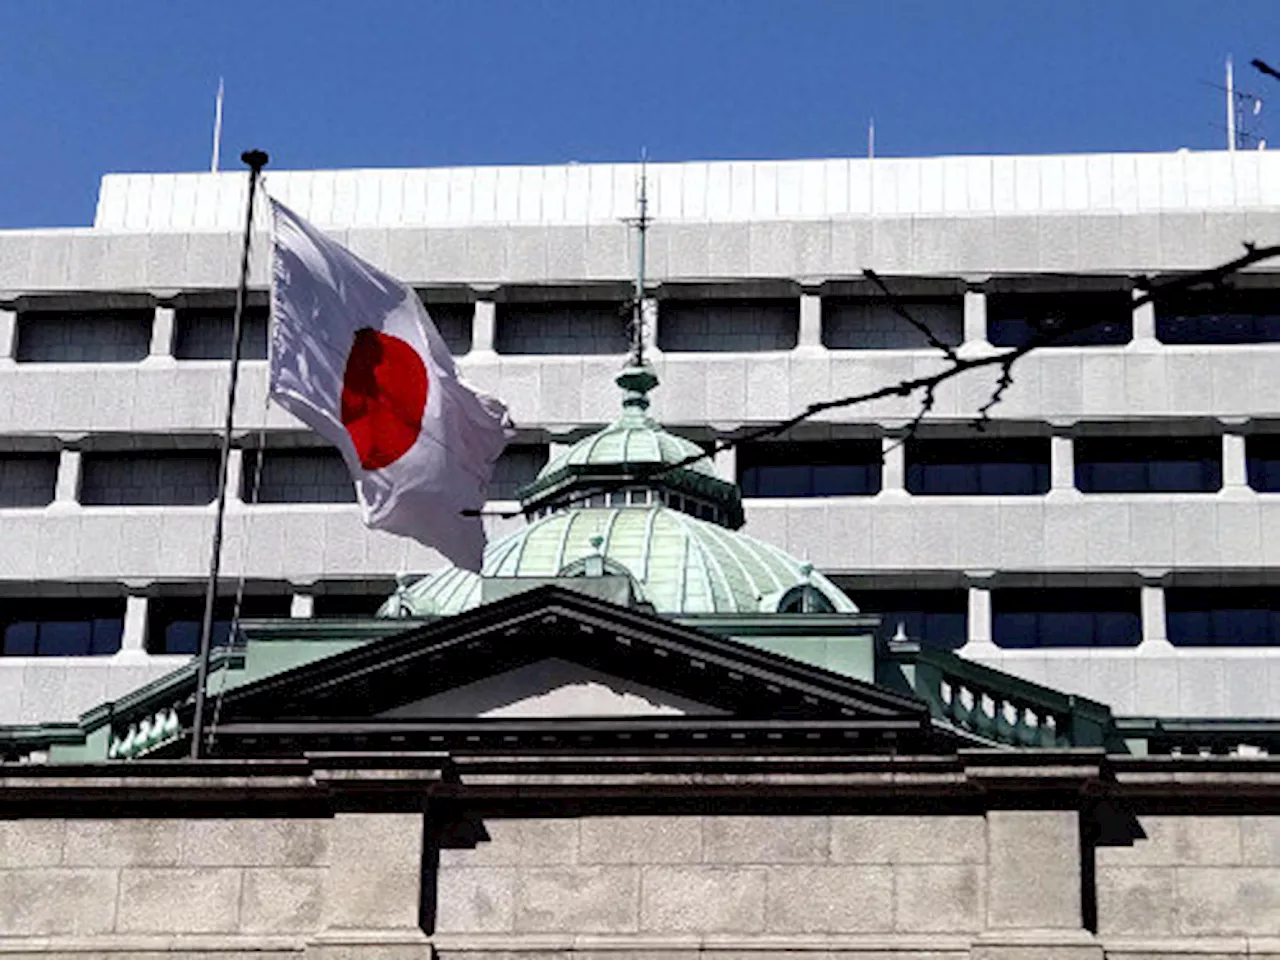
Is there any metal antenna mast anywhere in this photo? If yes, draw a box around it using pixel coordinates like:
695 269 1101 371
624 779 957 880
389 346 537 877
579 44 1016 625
626 154 651 367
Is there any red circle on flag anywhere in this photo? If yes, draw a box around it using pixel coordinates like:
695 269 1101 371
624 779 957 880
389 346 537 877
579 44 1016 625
340 328 429 471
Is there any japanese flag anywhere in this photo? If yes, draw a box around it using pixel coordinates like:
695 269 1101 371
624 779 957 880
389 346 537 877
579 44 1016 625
268 199 512 572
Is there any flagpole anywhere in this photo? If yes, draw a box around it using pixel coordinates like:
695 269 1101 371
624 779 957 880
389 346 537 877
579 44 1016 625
191 148 269 760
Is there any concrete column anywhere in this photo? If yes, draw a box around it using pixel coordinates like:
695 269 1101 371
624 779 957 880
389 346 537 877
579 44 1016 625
148 306 176 358
1223 430 1249 491
120 593 149 656
226 448 245 504
963 287 989 347
0 308 16 360
1051 432 1076 492
54 448 82 505
320 812 427 942
798 291 823 349
1132 287 1157 343
290 592 315 619
714 442 737 485
967 583 994 648
472 299 496 354
1140 582 1173 649
881 435 906 494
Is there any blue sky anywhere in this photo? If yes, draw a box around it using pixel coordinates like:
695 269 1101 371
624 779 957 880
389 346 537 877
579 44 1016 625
2 0 1279 227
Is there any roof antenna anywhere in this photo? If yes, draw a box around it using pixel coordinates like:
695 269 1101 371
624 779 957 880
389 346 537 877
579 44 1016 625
211 77 225 172
868 117 875 160
624 150 651 368
1228 56 1237 151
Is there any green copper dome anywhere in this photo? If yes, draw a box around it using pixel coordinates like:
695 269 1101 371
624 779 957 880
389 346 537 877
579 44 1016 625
379 365 857 619
385 504 856 617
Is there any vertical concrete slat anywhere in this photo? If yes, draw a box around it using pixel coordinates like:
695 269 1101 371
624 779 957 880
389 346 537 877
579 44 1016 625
881 435 906 494
1051 432 1076 491
472 299 497 354
963 287 989 347
149 306 176 358
54 448 82 505
121 593 149 655
798 291 823 349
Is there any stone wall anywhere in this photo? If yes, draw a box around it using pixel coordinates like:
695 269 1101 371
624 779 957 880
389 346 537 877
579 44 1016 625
2 808 1279 959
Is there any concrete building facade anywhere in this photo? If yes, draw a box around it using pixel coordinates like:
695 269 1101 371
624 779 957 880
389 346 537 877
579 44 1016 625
3 150 1280 724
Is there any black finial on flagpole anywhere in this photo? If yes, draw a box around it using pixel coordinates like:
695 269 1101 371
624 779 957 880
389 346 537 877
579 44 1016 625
190 146 270 760
241 149 269 171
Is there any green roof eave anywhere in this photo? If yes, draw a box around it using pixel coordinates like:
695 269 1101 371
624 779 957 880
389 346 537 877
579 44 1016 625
677 613 882 637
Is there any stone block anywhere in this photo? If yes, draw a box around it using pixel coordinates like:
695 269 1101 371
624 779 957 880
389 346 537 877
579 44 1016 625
764 864 893 933
986 810 1081 930
830 816 984 864
0 867 118 935
640 866 766 933
514 865 640 933
117 867 242 933
439 817 578 867
63 819 180 866
240 866 326 933
894 864 984 933
701 815 829 864
0 819 64 867
579 816 701 864
323 813 423 931
1095 866 1175 936
1244 817 1280 866
179 818 330 867
435 866 516 933
1098 816 1242 868
1175 866 1280 935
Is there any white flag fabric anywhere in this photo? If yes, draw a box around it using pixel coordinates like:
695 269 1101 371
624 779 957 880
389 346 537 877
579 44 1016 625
268 199 512 572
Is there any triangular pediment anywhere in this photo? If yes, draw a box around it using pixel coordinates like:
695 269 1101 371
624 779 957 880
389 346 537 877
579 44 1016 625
378 658 728 719
202 586 931 757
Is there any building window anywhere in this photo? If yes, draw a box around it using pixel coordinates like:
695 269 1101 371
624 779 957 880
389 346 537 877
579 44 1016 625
823 298 963 350
243 448 356 503
489 444 550 500
312 593 390 618
1247 434 1280 492
173 306 269 360
1156 288 1280 344
0 454 58 508
658 299 799 352
738 440 881 497
905 437 1050 496
494 301 628 355
15 309 153 363
987 292 1132 347
80 451 220 506
850 589 968 650
147 594 291 655
421 300 474 356
1074 436 1222 493
1166 588 1280 646
992 588 1141 648
1 598 125 656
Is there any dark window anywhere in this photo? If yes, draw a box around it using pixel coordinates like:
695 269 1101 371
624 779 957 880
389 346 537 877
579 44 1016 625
1074 436 1221 493
987 292 1132 347
146 594 291 655
993 589 1141 648
80 451 220 506
490 444 550 500
0 454 58 507
243 448 355 504
15 309 153 362
658 299 799 352
906 437 1050 496
173 306 269 360
1 598 124 656
1167 587 1280 647
1156 288 1280 344
738 440 881 497
421 301 474 356
495 301 628 355
312 593 389 618
851 589 968 650
823 298 963 350
1247 434 1280 492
